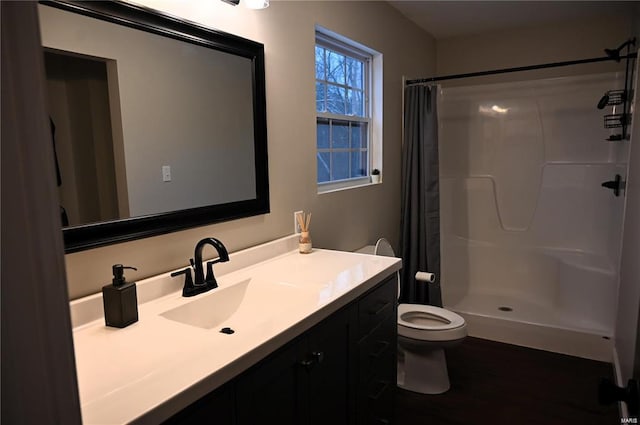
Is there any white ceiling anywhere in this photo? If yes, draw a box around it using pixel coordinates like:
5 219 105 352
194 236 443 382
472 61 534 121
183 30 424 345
387 1 636 39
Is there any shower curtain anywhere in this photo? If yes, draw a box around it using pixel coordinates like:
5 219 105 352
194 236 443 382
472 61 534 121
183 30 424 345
400 84 442 306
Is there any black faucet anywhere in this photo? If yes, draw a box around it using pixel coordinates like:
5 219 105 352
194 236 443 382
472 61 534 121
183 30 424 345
171 237 229 297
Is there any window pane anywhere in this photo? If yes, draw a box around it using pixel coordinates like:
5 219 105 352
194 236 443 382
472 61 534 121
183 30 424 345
317 152 330 183
316 82 326 112
347 89 364 117
350 151 368 178
315 33 374 187
326 50 345 85
351 122 367 149
331 152 349 180
326 85 346 114
346 57 363 89
317 118 329 149
332 121 349 149
315 46 325 80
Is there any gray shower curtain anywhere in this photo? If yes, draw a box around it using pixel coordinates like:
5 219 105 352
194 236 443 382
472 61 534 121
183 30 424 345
400 84 442 306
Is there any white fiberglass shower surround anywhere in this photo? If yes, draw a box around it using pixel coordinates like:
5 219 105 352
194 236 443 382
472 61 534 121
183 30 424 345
439 72 630 361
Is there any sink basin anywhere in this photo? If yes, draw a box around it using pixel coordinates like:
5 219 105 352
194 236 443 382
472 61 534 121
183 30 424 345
160 279 318 330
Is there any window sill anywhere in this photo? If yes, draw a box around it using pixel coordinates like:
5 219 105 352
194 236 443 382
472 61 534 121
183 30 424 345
318 180 381 195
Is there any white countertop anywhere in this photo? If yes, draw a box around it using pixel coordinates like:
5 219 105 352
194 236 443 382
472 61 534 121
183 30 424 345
71 236 401 424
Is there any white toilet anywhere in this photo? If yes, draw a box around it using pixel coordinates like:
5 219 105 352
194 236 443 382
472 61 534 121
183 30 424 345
373 238 467 395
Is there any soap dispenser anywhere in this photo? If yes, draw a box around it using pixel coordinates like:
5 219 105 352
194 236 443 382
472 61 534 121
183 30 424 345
102 264 138 328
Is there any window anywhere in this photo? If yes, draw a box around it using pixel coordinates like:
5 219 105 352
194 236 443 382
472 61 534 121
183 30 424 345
316 30 375 190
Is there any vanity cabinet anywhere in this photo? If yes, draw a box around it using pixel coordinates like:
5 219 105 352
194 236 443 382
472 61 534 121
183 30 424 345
163 275 396 425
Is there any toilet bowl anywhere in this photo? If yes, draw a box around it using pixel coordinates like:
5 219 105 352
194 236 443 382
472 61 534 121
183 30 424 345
372 238 467 395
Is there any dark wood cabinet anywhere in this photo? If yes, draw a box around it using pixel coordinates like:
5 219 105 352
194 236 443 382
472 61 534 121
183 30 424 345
162 384 235 425
164 275 396 425
237 308 352 425
356 276 397 425
357 315 397 424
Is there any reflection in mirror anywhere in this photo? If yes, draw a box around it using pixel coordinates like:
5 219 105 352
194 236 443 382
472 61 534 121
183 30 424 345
38 1 269 252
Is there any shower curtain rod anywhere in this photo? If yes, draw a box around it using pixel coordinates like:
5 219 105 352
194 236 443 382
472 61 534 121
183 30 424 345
405 53 638 85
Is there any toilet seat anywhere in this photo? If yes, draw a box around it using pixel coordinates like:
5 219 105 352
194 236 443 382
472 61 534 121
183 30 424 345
397 303 467 342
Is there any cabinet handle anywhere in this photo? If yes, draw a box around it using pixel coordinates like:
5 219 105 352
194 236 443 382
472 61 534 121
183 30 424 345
299 351 324 370
312 351 324 364
368 380 389 401
299 358 314 370
369 340 389 358
370 301 391 316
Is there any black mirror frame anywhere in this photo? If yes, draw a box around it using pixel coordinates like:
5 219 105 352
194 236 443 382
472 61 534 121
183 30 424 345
41 0 270 253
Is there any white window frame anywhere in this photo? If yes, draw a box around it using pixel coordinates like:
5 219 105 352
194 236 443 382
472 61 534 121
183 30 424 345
315 27 381 193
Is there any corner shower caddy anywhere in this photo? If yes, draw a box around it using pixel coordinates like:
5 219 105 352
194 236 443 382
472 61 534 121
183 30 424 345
598 38 637 142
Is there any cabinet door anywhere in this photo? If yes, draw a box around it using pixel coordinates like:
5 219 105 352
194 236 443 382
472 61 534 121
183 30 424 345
236 339 307 425
306 308 352 425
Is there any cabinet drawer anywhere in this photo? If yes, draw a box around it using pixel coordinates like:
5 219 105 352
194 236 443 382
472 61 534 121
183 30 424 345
363 378 395 425
358 276 396 339
359 317 396 383
361 353 396 425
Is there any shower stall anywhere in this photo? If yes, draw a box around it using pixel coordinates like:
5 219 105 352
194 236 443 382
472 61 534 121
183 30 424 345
438 72 632 361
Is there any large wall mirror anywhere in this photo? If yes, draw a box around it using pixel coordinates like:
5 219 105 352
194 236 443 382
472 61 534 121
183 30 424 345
38 0 269 253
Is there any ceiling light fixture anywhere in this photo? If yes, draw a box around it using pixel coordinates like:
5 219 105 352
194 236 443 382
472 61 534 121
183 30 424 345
491 105 509 114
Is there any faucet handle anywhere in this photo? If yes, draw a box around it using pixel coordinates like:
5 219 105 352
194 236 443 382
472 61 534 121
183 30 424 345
205 261 219 290
171 268 197 297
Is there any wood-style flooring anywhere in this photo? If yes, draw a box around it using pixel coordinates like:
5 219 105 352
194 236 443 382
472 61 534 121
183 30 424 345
395 337 619 425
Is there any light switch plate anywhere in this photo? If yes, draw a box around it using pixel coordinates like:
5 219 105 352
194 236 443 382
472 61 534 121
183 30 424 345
162 165 171 182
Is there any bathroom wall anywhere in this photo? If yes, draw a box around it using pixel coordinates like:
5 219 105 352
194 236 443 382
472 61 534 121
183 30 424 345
615 60 640 385
437 16 632 86
62 1 436 299
614 4 640 385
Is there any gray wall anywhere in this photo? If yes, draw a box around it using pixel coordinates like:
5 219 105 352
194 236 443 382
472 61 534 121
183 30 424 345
60 1 437 299
614 3 640 387
436 16 631 86
615 62 640 385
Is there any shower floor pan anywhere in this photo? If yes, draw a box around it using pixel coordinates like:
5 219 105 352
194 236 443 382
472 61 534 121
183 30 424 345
447 293 613 362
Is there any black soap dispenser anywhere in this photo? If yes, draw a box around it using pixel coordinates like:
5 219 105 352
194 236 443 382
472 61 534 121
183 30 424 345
102 264 138 328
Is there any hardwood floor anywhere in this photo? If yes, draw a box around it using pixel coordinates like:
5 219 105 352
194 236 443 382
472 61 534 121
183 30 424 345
395 337 619 425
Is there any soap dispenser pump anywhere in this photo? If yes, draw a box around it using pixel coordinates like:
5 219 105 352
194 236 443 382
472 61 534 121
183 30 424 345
102 264 138 328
